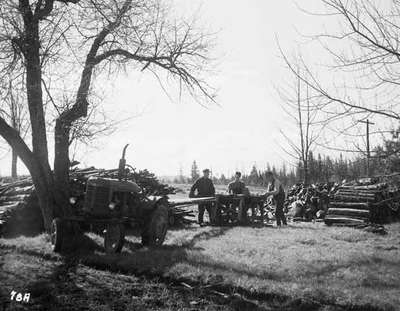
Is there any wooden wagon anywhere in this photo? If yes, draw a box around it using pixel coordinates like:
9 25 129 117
170 194 270 226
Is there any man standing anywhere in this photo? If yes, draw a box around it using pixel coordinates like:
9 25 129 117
228 171 246 195
263 171 287 226
189 168 215 225
228 171 249 223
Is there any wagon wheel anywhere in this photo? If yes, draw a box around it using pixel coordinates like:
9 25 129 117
104 223 125 253
50 218 64 253
142 204 168 246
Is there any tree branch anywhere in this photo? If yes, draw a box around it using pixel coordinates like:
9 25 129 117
0 114 36 173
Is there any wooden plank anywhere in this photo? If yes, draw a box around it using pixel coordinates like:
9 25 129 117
168 197 216 207
328 208 370 216
328 209 370 220
335 190 377 197
325 214 368 221
324 216 366 224
333 195 376 202
339 184 386 190
329 202 370 209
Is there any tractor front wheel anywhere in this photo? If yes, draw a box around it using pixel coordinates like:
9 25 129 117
104 223 125 253
142 204 168 246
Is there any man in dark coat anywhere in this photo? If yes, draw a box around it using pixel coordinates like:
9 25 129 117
228 171 249 223
189 168 215 225
263 171 287 226
228 171 246 195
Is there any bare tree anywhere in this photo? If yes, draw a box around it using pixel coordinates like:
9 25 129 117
277 66 321 185
276 0 400 166
0 0 216 231
282 0 400 120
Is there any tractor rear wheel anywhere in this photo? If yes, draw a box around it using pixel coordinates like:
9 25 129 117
142 204 168 246
104 223 125 253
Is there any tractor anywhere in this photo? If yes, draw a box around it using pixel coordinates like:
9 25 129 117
50 144 169 253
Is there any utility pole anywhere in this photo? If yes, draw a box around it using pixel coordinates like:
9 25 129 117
358 119 375 177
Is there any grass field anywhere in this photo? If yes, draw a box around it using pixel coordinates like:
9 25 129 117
1 221 399 310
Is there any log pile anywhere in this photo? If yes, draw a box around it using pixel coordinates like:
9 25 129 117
325 182 400 226
285 183 333 222
0 179 43 237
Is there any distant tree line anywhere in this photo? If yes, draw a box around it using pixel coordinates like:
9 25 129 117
174 131 400 187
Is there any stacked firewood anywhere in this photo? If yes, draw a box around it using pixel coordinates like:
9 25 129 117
0 179 43 237
325 182 400 226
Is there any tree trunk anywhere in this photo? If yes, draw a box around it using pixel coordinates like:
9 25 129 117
303 160 309 186
11 148 17 178
20 9 57 231
54 119 74 217
31 172 55 231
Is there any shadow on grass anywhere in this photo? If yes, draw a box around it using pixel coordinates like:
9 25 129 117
22 248 88 311
70 226 290 284
59 225 399 286
2 226 394 311
32 226 232 277
22 232 152 310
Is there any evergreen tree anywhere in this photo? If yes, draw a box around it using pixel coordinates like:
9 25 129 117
308 151 316 183
212 175 219 185
317 154 323 182
249 164 259 185
219 174 227 185
323 156 334 182
191 161 200 182
335 153 348 181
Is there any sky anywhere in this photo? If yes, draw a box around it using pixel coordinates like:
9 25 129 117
84 0 322 178
0 0 377 178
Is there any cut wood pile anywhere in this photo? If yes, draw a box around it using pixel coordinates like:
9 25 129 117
0 179 43 237
285 183 333 222
325 181 400 226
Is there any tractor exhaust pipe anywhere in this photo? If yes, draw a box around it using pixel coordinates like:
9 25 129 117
118 144 129 180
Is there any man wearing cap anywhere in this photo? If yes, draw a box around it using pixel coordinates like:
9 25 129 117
228 171 250 223
189 169 216 225
262 171 287 226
